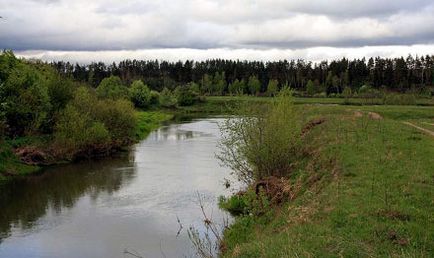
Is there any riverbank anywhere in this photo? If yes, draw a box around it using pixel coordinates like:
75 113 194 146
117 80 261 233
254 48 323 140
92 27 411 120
0 110 173 183
219 103 434 257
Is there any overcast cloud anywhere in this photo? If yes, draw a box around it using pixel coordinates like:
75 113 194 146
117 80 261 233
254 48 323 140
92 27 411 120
0 0 433 62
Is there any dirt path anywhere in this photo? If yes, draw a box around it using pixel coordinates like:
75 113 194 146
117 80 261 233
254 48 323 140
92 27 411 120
402 122 434 137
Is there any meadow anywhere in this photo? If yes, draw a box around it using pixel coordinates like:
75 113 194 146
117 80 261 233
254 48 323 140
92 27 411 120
213 97 434 257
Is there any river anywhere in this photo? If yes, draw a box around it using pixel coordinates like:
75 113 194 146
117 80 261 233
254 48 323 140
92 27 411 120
0 118 237 258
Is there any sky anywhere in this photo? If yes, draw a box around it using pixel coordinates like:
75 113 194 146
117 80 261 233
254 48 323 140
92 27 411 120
0 0 433 63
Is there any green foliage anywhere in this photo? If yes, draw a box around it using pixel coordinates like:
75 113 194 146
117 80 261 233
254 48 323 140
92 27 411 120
54 104 110 153
219 189 272 217
383 93 417 105
189 82 200 94
96 75 128 100
218 87 303 183
47 75 75 112
54 87 136 157
358 84 372 94
129 80 151 109
95 99 137 142
0 61 51 135
200 74 212 95
219 195 249 216
266 79 279 97
175 85 199 106
159 88 177 108
0 51 20 85
247 75 261 95
342 87 353 104
149 90 160 106
306 79 315 96
213 72 227 95
228 79 245 95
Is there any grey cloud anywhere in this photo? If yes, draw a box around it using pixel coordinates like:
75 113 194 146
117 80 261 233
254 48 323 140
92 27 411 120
276 0 434 17
0 0 433 52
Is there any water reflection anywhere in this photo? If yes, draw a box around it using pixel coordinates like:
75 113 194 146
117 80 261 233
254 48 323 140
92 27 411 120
0 157 135 242
0 118 235 258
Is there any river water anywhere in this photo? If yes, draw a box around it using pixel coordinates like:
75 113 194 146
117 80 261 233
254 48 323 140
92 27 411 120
0 118 237 258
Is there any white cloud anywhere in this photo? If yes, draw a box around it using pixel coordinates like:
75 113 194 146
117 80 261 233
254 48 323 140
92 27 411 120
15 45 434 64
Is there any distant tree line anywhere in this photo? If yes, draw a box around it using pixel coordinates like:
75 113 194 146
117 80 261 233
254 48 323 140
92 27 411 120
51 55 434 96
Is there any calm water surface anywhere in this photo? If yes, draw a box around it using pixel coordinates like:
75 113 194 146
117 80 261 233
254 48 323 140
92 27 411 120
0 118 237 258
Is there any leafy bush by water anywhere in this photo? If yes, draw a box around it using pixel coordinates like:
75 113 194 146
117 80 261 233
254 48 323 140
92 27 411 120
218 88 303 183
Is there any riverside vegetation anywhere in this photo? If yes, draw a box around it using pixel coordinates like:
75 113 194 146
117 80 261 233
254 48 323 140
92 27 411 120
1 51 434 257
211 94 434 257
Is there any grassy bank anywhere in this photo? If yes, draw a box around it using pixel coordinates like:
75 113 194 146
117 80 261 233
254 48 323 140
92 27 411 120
207 96 434 106
0 142 40 183
135 111 174 140
218 100 434 257
0 111 173 183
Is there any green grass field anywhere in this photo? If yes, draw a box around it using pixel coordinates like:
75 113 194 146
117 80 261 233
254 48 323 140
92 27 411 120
219 99 434 257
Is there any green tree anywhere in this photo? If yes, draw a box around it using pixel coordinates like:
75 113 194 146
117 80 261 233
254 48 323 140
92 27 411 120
306 80 315 96
266 79 279 97
213 72 227 95
129 80 151 109
48 75 75 112
1 63 51 135
247 75 261 95
229 79 245 95
201 74 212 95
96 75 127 99
189 82 200 94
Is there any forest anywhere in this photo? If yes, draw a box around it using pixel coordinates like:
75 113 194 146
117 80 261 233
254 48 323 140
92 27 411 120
52 54 434 96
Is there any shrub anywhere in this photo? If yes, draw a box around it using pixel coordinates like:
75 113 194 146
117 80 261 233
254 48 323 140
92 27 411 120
219 189 273 218
129 80 151 108
159 88 177 108
150 90 160 106
218 87 303 183
175 86 199 106
219 194 249 216
383 93 417 105
54 105 110 154
313 92 327 98
95 99 137 143
54 86 137 156
358 84 372 94
96 75 128 100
